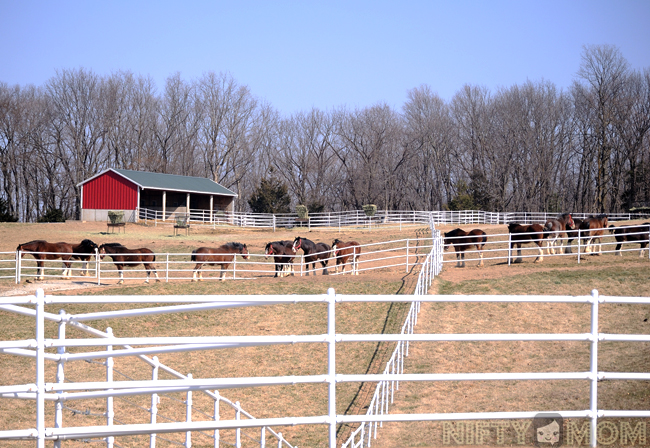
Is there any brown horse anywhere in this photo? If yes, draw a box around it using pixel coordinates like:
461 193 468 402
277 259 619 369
17 240 76 280
578 214 608 255
608 223 650 257
508 223 547 263
99 243 160 284
543 213 575 255
564 218 583 254
191 242 249 281
292 236 331 275
443 228 488 267
265 240 295 277
331 239 361 275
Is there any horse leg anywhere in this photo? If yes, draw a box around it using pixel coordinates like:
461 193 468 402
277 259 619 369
534 243 543 263
144 265 150 284
477 246 484 267
615 243 623 256
455 251 461 267
640 243 648 258
118 268 124 284
460 252 466 268
192 264 201 282
219 265 226 281
321 260 329 275
513 244 523 264
37 261 45 280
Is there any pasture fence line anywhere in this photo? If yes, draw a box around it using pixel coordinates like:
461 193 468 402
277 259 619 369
135 207 650 230
8 224 649 285
2 290 650 448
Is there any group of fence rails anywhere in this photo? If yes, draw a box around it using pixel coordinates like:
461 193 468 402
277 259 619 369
440 225 650 267
2 289 649 448
10 238 436 285
134 207 650 230
342 229 444 448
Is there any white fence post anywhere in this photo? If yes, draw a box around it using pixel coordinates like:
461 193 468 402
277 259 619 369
15 250 20 284
213 390 220 448
327 288 337 448
106 327 114 448
578 229 582 264
236 401 241 448
186 373 193 448
405 240 409 273
589 290 599 448
150 357 159 448
36 288 45 448
54 310 66 448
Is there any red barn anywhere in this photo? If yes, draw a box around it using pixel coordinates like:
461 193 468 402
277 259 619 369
78 169 237 222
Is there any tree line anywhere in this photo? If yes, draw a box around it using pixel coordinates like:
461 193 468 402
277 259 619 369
1 44 649 222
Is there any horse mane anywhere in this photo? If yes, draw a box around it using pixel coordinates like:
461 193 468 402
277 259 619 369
224 242 246 250
102 242 125 248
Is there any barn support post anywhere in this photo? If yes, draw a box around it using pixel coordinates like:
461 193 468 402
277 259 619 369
589 289 599 448
327 288 337 448
35 288 45 448
186 193 190 221
213 390 220 448
162 192 167 221
106 327 114 448
210 195 214 224
185 373 193 448
53 310 66 448
150 357 159 448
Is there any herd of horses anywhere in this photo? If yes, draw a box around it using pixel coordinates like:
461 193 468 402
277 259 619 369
444 213 650 267
15 236 362 283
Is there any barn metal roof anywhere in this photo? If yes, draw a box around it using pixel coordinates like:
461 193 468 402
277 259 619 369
79 169 237 197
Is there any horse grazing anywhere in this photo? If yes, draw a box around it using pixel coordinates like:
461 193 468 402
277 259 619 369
292 236 331 275
608 223 650 257
191 242 249 281
265 240 296 277
508 223 547 263
443 228 488 267
331 239 361 275
543 213 575 255
16 240 74 280
99 243 160 284
71 239 98 276
564 218 583 254
578 214 608 255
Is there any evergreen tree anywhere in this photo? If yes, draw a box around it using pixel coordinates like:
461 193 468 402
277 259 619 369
248 178 291 214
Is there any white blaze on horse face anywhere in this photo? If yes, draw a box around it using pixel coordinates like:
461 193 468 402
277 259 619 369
536 420 560 444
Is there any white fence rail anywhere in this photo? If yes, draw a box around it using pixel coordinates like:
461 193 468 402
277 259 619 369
2 288 649 448
136 208 650 230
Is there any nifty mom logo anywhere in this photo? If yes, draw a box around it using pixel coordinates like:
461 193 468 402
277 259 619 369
442 414 648 446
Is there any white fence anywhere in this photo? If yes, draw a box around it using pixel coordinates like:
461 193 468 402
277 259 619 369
2 287 650 448
8 238 434 284
136 208 650 230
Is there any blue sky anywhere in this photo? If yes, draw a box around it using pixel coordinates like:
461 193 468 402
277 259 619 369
2 0 649 115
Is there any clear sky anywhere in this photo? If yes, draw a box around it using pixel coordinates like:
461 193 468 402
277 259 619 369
2 0 649 116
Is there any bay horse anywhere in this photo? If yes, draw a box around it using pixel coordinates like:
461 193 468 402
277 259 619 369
99 243 160 284
292 236 331 275
508 223 547 263
71 239 99 276
608 223 650 257
16 240 74 280
543 213 575 255
191 242 249 281
331 239 361 275
443 228 487 267
578 214 608 255
564 218 583 254
265 240 296 277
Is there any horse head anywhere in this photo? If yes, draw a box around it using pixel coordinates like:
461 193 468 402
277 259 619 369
240 244 249 260
332 239 342 256
264 242 273 259
567 214 575 230
292 237 302 253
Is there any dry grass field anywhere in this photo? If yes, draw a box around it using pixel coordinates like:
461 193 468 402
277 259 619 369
1 220 649 448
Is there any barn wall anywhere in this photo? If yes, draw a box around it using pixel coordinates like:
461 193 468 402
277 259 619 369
82 171 138 210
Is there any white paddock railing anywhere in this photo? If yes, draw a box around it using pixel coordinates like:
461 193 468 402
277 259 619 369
12 238 436 284
1 289 649 448
439 225 650 267
341 225 443 448
136 208 650 230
